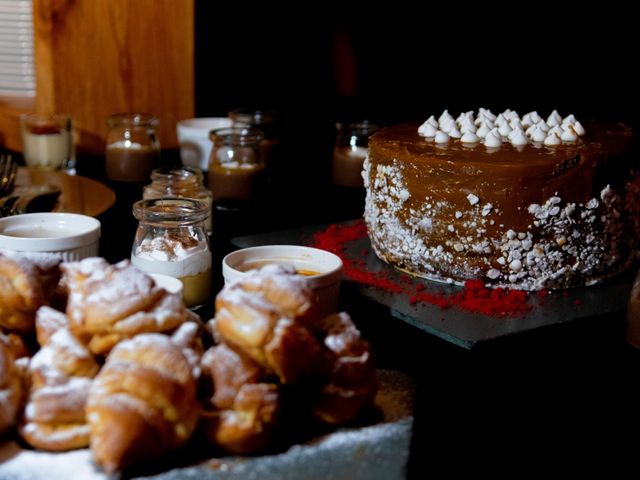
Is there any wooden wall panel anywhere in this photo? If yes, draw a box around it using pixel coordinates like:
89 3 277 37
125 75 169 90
0 96 35 151
32 0 194 152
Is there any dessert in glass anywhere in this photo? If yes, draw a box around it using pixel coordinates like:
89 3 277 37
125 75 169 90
143 166 213 234
208 127 264 209
105 113 160 182
21 113 75 173
332 121 378 188
131 198 211 308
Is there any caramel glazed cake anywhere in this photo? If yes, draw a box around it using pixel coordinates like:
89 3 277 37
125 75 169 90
363 108 640 290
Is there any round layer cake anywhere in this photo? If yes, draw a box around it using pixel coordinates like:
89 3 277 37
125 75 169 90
363 109 639 290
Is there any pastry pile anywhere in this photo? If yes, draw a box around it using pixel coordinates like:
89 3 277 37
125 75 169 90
0 253 376 474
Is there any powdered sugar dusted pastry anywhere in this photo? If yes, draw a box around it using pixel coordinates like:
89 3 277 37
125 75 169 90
35 305 70 347
86 333 198 473
170 314 206 379
0 251 62 332
312 312 377 425
0 333 25 435
214 265 323 384
19 320 100 451
199 343 280 453
204 266 377 454
61 258 188 355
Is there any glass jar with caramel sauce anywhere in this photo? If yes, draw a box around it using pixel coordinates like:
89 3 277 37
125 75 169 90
208 127 264 210
105 113 160 182
143 167 213 234
131 198 212 309
332 121 378 188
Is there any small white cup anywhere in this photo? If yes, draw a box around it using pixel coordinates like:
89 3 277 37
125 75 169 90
149 273 184 298
177 117 233 171
0 212 100 261
20 113 75 173
222 245 343 317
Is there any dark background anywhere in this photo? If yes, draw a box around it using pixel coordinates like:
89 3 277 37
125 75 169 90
195 4 638 133
194 3 639 229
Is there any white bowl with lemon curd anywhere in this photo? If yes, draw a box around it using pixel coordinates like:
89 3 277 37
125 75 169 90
0 212 100 261
222 245 344 316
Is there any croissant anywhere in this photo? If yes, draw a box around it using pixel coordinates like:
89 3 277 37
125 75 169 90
201 383 280 454
35 305 70 347
201 343 263 410
20 378 93 451
0 251 61 332
209 267 376 435
0 333 25 435
19 316 100 451
311 312 377 425
61 258 187 355
213 266 323 383
200 343 280 453
1 332 28 360
86 333 198 473
170 312 206 379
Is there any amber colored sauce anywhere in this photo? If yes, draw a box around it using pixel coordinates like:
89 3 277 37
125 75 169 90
236 261 320 276
208 163 264 206
106 145 159 182
296 268 321 277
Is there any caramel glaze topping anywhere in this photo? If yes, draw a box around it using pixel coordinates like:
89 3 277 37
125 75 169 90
364 122 637 290
370 122 633 212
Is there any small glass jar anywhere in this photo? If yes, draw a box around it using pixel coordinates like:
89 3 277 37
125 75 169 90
229 108 280 173
229 108 278 140
131 198 212 309
208 127 264 209
332 121 379 188
105 113 160 182
143 167 213 234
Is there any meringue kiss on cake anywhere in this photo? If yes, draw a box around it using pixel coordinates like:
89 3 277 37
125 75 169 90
364 109 638 290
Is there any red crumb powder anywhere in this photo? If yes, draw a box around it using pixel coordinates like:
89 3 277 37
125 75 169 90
453 280 531 317
409 291 452 309
343 265 404 293
311 221 533 317
312 221 368 255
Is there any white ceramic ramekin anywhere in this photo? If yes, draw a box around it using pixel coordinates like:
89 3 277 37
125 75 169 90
149 272 184 298
177 117 233 171
0 212 100 261
222 245 343 317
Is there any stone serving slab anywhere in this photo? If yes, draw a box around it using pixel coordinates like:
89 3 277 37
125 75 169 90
231 220 632 349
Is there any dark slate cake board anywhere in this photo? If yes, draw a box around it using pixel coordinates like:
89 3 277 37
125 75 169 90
231 220 633 350
0 370 414 480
